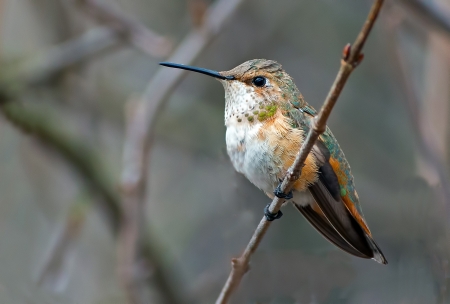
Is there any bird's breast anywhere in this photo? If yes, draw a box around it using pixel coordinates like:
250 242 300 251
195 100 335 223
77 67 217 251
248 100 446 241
225 111 319 195
226 121 280 194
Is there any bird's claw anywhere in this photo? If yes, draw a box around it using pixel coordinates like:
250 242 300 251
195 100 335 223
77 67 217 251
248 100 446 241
264 203 283 221
273 183 293 200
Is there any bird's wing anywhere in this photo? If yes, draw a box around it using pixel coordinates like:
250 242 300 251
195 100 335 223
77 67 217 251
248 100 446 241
306 152 387 263
288 106 387 264
293 200 370 258
308 141 375 258
296 105 367 224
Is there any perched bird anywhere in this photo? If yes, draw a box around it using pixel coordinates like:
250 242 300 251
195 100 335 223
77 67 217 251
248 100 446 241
160 59 387 264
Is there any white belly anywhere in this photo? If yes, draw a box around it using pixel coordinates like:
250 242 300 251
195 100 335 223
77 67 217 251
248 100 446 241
225 122 313 206
225 123 280 194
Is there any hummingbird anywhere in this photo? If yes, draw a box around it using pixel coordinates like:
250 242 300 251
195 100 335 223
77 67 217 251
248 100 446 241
160 59 387 264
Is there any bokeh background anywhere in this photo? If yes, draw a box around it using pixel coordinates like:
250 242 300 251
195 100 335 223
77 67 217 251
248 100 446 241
1 0 450 303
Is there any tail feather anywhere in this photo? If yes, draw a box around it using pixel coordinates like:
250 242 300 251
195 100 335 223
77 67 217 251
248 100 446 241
366 236 388 265
293 202 371 259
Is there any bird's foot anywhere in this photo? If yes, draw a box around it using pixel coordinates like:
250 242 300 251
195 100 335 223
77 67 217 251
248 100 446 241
264 203 283 221
273 183 293 200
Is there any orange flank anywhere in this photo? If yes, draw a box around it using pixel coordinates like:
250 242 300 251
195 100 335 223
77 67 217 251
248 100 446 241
257 110 318 191
328 157 371 236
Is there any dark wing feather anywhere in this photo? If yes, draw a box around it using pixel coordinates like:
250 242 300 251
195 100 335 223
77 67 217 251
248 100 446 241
308 144 388 263
306 140 374 258
293 202 371 259
308 172 374 257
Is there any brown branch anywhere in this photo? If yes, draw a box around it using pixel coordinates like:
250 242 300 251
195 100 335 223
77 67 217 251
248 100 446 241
118 0 246 303
215 1 385 303
75 0 172 57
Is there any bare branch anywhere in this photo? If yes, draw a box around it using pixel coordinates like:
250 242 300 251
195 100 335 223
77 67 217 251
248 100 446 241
216 1 385 303
118 0 246 303
75 0 172 57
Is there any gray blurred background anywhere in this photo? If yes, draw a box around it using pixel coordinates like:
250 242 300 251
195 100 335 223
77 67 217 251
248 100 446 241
1 0 450 303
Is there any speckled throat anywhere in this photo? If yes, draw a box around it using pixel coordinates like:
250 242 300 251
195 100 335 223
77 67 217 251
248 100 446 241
221 80 281 126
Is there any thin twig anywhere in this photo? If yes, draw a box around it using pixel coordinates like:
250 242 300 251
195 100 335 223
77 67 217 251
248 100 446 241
75 0 172 57
119 0 246 303
216 1 385 303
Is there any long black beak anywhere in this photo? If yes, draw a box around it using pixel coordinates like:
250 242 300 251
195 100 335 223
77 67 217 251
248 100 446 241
159 62 235 80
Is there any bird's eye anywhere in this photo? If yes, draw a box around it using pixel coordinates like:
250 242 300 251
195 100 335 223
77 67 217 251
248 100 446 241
252 76 266 87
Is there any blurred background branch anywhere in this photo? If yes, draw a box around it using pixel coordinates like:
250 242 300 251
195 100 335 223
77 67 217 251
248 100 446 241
0 0 178 300
119 0 246 303
0 91 179 303
37 194 89 291
73 0 172 57
19 26 124 85
394 0 450 37
0 99 121 231
383 3 450 214
17 0 173 86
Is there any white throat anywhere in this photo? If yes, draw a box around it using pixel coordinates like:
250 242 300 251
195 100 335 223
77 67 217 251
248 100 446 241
221 80 261 127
